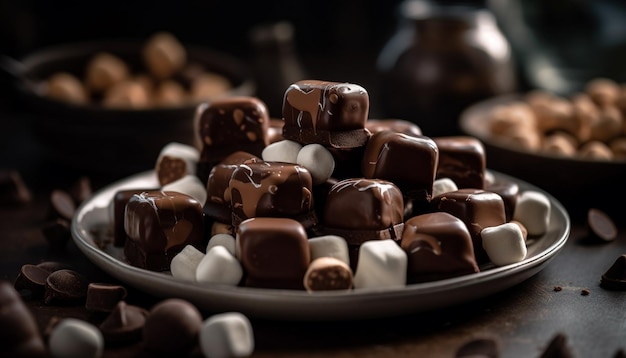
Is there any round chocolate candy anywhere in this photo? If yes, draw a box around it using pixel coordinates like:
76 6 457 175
143 298 203 354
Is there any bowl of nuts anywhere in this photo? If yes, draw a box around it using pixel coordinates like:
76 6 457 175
460 78 626 219
2 32 254 178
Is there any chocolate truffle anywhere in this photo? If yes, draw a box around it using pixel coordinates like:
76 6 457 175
431 189 507 264
322 178 405 269
0 280 47 358
433 136 486 189
282 80 370 148
237 217 311 289
143 298 203 355
194 96 270 183
401 212 479 283
226 161 317 229
362 130 439 203
124 191 205 271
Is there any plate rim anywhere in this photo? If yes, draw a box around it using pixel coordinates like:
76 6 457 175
71 170 570 321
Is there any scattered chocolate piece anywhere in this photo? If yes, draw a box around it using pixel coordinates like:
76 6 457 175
69 176 93 205
0 280 47 358
85 283 128 312
14 264 51 298
581 289 590 296
0 169 32 206
553 286 562 292
100 301 148 344
601 255 626 290
539 333 574 358
49 189 76 221
41 218 71 249
587 208 617 242
44 269 88 305
143 298 203 355
455 337 499 358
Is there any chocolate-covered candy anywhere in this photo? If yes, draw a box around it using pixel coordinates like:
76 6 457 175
433 136 486 189
431 189 507 264
365 118 422 137
601 254 626 290
226 161 317 229
282 80 370 148
124 191 205 271
100 301 148 344
204 151 261 225
14 264 51 297
362 130 438 203
44 269 89 305
322 178 405 269
485 178 520 222
194 96 270 182
143 298 203 355
110 188 159 247
237 217 311 289
0 281 46 357
401 212 479 283
85 283 128 312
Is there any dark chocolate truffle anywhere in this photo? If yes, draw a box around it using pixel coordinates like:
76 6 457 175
143 298 203 355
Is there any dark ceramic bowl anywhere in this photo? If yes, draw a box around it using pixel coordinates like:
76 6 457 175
1 40 255 178
460 94 626 220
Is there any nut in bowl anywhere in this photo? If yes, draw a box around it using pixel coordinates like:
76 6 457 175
460 78 626 219
4 32 255 178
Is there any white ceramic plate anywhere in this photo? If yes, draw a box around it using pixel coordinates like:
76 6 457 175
71 170 570 321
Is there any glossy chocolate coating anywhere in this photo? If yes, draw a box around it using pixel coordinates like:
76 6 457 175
204 151 261 224
282 80 370 148
322 178 405 269
401 212 479 283
485 179 520 222
124 191 205 271
238 217 311 289
194 97 270 182
431 189 507 263
433 136 486 189
362 130 438 202
365 118 422 137
226 161 316 228
112 188 158 247
0 280 46 358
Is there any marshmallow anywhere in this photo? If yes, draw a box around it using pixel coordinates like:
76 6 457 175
196 246 243 286
304 257 353 292
170 245 205 282
155 142 200 186
261 139 302 163
481 223 527 266
162 174 208 205
512 190 551 236
353 240 407 289
199 312 255 358
206 233 237 256
49 318 104 358
296 143 336 185
308 235 350 266
432 177 458 198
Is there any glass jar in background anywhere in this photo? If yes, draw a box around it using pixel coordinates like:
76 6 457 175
488 0 626 97
376 0 517 137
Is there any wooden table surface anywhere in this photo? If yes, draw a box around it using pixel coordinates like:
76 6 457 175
1 90 625 358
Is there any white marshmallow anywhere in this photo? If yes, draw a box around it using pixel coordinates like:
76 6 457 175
353 240 407 289
199 312 255 358
49 318 104 358
308 235 350 266
481 223 527 266
170 245 205 282
162 174 208 205
155 142 200 185
432 177 458 198
206 233 237 256
512 190 551 236
296 143 335 185
196 246 243 286
261 139 302 163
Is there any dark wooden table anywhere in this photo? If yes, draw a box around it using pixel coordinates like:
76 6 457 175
2 83 625 358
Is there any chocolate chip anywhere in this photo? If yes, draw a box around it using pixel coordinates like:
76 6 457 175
44 269 88 305
600 254 626 290
587 208 617 242
49 189 76 221
14 264 51 298
0 169 32 206
539 333 574 358
85 283 128 312
41 218 71 250
455 337 499 357
100 301 148 344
